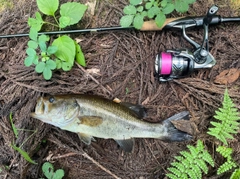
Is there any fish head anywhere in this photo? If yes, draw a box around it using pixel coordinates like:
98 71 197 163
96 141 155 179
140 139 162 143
31 96 79 127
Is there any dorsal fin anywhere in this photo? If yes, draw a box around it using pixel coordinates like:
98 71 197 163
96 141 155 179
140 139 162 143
120 102 147 119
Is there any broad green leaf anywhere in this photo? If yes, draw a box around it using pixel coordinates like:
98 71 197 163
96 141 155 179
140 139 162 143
59 2 87 28
75 42 86 67
47 45 58 55
62 62 72 71
130 0 142 6
42 162 54 179
175 0 189 13
155 12 166 27
11 144 37 164
46 60 56 70
148 6 160 18
133 14 144 29
141 10 147 17
145 2 153 10
53 169 65 179
52 35 76 65
120 15 134 27
55 58 62 69
43 67 53 80
28 12 44 31
36 0 59 16
26 48 36 56
9 113 18 139
29 28 38 41
35 62 46 73
123 5 137 15
38 35 50 43
28 40 38 49
162 3 175 14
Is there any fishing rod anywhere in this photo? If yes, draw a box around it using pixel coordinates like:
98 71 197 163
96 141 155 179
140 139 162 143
1 5 239 81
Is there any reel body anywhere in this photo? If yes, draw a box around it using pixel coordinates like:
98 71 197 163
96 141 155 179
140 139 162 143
155 5 218 82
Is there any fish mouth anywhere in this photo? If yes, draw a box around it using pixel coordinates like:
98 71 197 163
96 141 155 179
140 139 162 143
30 97 45 118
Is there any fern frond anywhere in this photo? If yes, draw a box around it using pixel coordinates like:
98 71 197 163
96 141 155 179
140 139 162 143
167 140 214 179
217 160 237 175
230 168 240 179
216 146 233 158
207 89 240 145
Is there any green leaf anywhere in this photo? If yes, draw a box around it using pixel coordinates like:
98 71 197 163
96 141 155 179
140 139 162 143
162 3 175 14
11 144 37 164
62 62 72 71
52 35 76 66
133 13 144 29
36 0 59 16
59 2 87 28
46 60 57 70
38 35 50 43
148 6 160 18
39 41 47 52
55 58 62 69
28 12 44 31
141 10 147 17
123 5 137 15
43 67 53 80
75 42 86 67
130 0 142 6
175 0 189 13
29 28 38 41
47 46 58 55
137 6 143 12
35 62 46 73
161 0 168 7
26 48 36 56
53 169 65 179
9 113 18 139
42 162 54 179
145 2 153 10
24 55 39 66
28 40 38 49
155 12 166 27
120 15 134 27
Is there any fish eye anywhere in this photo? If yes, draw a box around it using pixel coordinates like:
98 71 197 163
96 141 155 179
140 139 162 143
49 97 55 103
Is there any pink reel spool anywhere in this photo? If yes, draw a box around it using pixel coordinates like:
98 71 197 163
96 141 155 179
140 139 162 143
160 52 172 75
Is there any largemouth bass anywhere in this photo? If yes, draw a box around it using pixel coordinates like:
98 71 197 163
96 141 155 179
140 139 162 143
31 95 192 152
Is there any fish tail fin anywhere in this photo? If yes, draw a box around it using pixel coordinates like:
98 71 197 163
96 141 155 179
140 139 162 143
161 111 192 142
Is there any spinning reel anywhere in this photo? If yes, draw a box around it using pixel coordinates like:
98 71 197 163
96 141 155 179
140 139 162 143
155 5 219 82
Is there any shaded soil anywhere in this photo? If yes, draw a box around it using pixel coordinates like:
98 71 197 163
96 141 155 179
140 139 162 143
0 0 240 178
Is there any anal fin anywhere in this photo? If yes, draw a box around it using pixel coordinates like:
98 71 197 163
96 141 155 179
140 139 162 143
115 139 134 152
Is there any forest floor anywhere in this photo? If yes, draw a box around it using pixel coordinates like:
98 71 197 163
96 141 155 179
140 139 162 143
0 0 239 178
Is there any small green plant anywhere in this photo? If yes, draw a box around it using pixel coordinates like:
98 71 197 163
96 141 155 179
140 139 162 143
166 140 214 179
9 113 37 164
167 89 240 178
40 162 64 179
25 0 87 80
216 146 237 175
207 89 239 145
120 0 196 29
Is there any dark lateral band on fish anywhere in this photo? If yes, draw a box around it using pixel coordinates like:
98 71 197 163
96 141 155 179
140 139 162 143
31 94 192 152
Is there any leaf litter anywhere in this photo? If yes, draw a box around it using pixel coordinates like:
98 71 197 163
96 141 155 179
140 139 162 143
0 0 240 178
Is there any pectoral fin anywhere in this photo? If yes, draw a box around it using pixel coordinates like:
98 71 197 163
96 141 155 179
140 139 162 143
78 133 95 145
115 139 134 152
79 116 103 127
120 102 147 119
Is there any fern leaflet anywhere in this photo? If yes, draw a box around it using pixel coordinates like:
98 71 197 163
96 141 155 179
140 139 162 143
230 168 240 179
207 89 240 145
166 140 214 179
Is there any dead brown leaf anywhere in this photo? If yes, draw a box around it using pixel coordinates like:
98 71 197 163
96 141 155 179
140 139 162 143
214 68 240 85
